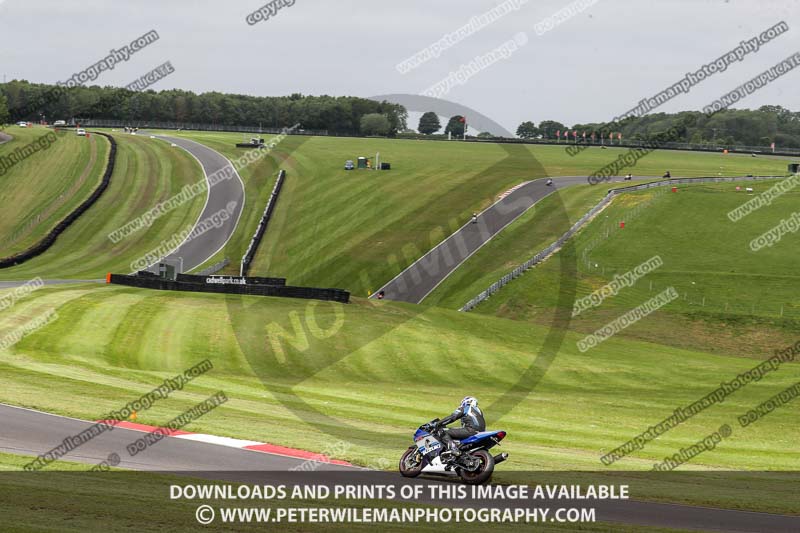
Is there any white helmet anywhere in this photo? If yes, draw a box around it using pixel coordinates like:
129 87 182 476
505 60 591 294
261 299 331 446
461 396 478 409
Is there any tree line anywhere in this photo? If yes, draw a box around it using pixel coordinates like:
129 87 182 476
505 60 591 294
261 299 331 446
3 80 797 149
417 112 491 138
515 106 800 148
0 80 407 135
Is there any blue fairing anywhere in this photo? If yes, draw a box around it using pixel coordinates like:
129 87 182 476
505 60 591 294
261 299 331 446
459 430 504 448
414 428 431 440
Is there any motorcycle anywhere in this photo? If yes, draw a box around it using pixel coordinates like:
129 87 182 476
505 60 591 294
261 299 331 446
546 178 553 186
398 419 508 484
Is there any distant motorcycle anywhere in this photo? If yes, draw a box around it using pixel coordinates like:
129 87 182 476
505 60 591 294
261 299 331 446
546 178 553 186
398 419 508 484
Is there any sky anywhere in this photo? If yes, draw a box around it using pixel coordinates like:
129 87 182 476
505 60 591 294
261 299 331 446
1 0 799 133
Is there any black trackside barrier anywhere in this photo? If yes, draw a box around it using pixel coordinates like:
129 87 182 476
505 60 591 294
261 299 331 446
176 273 286 286
240 169 286 276
0 132 117 268
109 274 350 304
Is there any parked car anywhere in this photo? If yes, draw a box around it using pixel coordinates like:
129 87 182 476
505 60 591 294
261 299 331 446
53 120 66 127
344 160 355 170
76 128 87 136
16 121 27 127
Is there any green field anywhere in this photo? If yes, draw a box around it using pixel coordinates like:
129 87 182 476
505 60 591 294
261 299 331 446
0 454 665 533
1 134 799 518
423 184 610 308
2 134 796 468
153 132 793 295
0 132 205 280
1 282 799 511
139 129 284 275
0 126 110 257
467 179 800 357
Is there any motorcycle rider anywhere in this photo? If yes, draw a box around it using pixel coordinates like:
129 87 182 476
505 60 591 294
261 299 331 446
435 396 485 457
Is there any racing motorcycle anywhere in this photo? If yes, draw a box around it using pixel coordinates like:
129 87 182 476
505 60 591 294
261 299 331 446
398 419 508 484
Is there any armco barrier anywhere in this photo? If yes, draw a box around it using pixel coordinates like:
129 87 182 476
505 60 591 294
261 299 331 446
109 274 349 304
459 175 786 312
241 169 286 276
176 273 286 286
195 258 230 276
0 131 117 268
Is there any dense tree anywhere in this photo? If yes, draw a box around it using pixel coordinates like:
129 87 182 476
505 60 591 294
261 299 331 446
516 121 538 139
0 80 407 135
545 108 800 148
3 78 798 147
360 113 391 136
418 111 441 134
444 115 466 137
537 120 566 139
0 93 8 125
775 132 800 148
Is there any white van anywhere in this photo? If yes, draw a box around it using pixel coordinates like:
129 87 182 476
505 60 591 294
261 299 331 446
54 120 66 126
76 128 87 136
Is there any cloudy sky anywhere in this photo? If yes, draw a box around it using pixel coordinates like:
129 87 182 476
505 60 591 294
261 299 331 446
1 0 799 132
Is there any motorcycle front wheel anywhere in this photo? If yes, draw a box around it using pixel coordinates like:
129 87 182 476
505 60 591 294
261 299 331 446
457 449 494 485
399 447 424 477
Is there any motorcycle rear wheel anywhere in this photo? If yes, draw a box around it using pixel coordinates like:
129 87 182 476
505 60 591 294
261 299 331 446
457 449 494 485
399 447 424 477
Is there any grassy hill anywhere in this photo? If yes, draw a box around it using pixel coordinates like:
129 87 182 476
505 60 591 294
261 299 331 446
141 129 284 276
0 136 798 513
1 283 797 475
1 128 789 290
156 131 793 295
0 126 110 257
0 133 205 280
463 179 800 357
423 183 609 308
